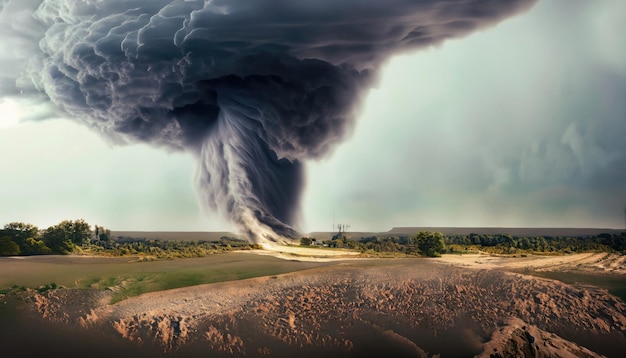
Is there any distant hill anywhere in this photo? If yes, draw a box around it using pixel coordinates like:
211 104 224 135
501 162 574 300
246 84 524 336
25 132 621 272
387 227 624 237
305 232 376 240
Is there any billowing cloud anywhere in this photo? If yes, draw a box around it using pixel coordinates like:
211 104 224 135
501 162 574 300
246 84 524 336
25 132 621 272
302 0 626 231
0 0 536 245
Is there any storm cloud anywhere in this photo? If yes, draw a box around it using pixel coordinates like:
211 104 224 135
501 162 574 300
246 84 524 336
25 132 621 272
0 0 535 245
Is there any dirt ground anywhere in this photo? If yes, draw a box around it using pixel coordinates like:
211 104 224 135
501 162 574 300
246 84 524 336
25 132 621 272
4 251 624 358
435 252 626 275
241 246 362 262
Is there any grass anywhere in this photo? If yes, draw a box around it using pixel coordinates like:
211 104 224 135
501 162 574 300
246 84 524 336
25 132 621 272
0 252 333 303
109 263 308 303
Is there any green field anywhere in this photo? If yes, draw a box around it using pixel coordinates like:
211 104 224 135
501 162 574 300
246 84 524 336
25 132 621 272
0 253 332 303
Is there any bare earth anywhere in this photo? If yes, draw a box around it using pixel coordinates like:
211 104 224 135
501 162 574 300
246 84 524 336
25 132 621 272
7 251 626 357
242 246 362 262
436 252 626 275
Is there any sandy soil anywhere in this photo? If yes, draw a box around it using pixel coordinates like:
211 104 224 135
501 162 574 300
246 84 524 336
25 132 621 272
250 246 626 274
17 252 626 357
242 246 361 262
436 252 626 275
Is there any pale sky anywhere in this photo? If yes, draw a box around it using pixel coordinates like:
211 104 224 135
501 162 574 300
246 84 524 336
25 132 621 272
1 0 625 233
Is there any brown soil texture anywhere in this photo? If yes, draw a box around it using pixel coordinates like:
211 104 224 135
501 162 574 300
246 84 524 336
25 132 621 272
13 258 626 358
436 252 626 275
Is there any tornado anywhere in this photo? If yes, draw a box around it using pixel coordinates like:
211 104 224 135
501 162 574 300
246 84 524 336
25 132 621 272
0 0 536 246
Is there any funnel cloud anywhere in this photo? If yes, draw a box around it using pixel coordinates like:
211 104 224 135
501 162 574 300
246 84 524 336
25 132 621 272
0 0 536 245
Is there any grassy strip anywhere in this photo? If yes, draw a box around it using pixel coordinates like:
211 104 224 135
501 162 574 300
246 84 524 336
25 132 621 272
0 253 332 303
108 265 298 303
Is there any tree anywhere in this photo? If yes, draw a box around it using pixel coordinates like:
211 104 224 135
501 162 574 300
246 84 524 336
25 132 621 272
416 231 446 257
0 236 20 256
57 219 91 245
23 237 52 255
300 237 313 246
95 226 111 241
42 226 73 254
2 222 39 254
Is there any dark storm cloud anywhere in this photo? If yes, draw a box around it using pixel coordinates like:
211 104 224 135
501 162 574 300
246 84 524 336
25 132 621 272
0 0 535 244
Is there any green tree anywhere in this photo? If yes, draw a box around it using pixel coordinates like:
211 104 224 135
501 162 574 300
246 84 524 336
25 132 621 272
2 222 39 254
300 237 313 246
23 237 52 255
0 236 20 256
42 226 73 254
57 219 91 245
96 226 111 241
416 231 446 257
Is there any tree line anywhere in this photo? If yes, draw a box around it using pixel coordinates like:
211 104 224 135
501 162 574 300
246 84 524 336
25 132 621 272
0 220 259 257
301 230 626 256
3 219 623 258
90 235 258 259
444 232 626 254
0 220 91 255
302 231 447 257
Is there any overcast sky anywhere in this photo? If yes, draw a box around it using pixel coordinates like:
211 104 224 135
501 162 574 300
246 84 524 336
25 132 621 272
1 0 625 232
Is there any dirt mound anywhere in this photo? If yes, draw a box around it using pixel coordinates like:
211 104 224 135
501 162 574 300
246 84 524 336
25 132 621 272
478 318 604 358
21 260 626 357
29 288 112 324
